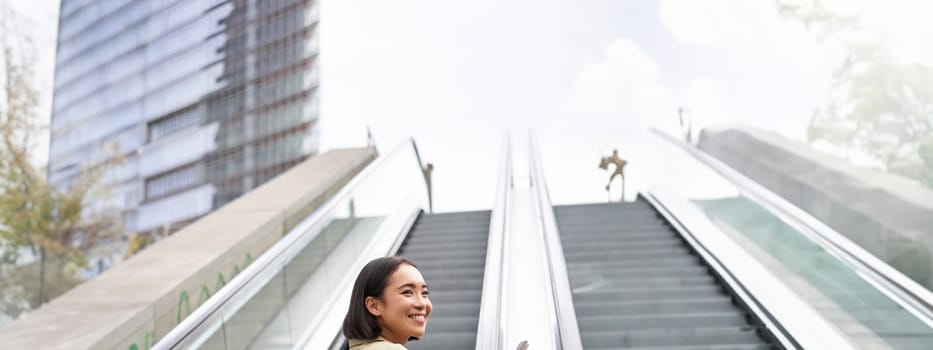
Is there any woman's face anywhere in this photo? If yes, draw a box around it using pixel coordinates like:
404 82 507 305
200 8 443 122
366 264 432 344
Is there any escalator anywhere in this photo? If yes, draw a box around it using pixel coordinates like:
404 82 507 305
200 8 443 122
555 199 778 349
396 210 491 350
155 134 931 350
331 210 492 350
155 139 506 350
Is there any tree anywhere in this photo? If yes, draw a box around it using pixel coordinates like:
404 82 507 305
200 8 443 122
0 43 121 318
776 0 933 187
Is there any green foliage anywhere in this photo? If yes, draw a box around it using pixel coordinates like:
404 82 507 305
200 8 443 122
779 0 933 186
124 233 154 259
1 43 120 316
919 142 933 187
0 257 84 317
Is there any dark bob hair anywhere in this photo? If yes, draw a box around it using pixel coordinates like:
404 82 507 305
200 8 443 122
342 256 420 341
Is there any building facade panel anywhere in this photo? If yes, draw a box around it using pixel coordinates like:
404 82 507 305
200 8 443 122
139 123 219 178
137 184 216 232
50 0 321 243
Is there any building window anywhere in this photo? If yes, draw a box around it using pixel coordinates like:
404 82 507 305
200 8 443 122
148 106 202 142
145 163 203 200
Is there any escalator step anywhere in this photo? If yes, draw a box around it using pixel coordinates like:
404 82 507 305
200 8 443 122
406 332 476 350
573 298 738 316
570 285 727 303
425 302 482 318
577 312 752 331
567 264 708 278
567 256 702 269
598 344 773 350
420 316 479 332
581 327 765 349
415 265 485 275
421 278 484 290
392 211 490 350
555 202 774 349
402 241 487 253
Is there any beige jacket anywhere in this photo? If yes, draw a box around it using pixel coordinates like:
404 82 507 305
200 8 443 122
348 336 407 350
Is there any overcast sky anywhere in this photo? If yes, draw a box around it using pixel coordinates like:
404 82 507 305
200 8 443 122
2 0 59 167
17 0 932 212
320 0 842 211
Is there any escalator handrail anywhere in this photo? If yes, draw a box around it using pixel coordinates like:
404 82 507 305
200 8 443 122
475 133 512 350
640 191 802 349
653 129 933 324
326 209 424 350
154 139 429 350
411 139 433 213
528 133 584 350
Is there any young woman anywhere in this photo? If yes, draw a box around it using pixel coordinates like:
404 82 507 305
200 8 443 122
342 256 432 349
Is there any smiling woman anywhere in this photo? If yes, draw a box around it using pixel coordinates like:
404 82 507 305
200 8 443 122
342 256 432 350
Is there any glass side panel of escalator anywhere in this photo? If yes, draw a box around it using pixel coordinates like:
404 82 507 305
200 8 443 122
172 144 428 350
555 200 778 349
636 133 933 349
393 211 491 350
693 196 933 349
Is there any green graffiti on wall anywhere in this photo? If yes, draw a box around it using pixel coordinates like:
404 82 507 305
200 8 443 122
176 291 191 324
145 331 156 349
128 252 254 350
174 253 253 323
216 272 226 291
197 285 211 305
127 331 154 350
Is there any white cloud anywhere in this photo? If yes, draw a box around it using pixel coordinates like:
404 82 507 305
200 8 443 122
659 0 826 66
659 0 933 67
658 0 743 46
681 77 731 130
821 0 933 64
655 0 835 141
547 37 682 204
321 0 596 211
559 37 677 137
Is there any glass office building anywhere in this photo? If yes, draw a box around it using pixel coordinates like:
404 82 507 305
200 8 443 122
49 0 320 236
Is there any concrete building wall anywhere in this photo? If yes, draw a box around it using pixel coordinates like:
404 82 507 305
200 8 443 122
0 147 375 350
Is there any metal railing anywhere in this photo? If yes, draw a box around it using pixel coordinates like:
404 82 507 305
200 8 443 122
639 191 801 349
642 128 933 349
653 129 933 325
153 139 430 350
475 133 512 350
528 132 584 350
